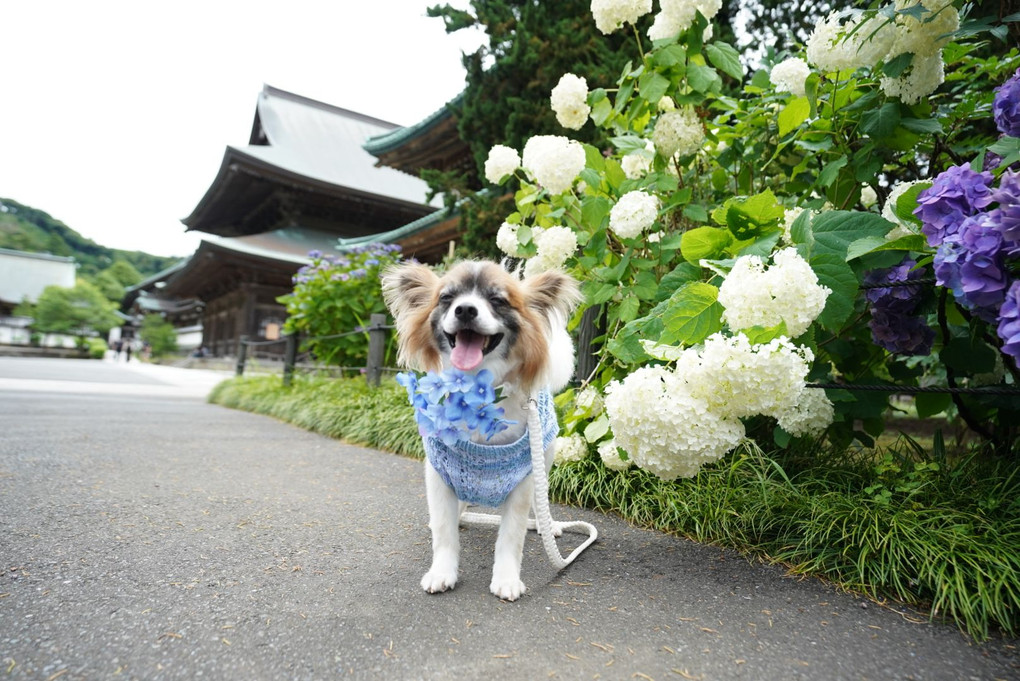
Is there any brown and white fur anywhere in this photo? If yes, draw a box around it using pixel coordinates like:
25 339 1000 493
382 260 581 600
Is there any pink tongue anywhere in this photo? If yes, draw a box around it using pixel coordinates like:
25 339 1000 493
451 331 485 371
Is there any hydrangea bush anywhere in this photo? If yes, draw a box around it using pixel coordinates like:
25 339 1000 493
479 0 1020 474
278 244 404 367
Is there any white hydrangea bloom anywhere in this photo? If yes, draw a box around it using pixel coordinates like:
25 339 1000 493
886 0 959 60
775 386 835 437
551 73 591 130
521 135 586 195
861 185 878 208
718 247 831 337
604 365 745 480
781 206 810 244
879 51 945 105
652 107 704 159
806 11 859 73
621 151 653 179
591 0 653 34
598 439 633 471
484 145 521 185
554 434 589 464
770 57 811 97
609 190 660 239
524 225 578 276
496 221 525 257
679 333 814 421
846 15 897 69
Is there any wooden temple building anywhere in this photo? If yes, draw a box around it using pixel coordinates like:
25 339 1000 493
130 85 474 357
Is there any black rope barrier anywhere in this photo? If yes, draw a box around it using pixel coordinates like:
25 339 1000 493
807 382 1020 395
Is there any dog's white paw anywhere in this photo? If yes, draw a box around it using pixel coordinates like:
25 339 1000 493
490 576 526 601
421 569 457 594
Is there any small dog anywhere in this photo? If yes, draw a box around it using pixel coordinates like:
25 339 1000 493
382 260 581 600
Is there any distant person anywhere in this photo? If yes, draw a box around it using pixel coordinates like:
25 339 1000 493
113 340 123 359
125 340 133 362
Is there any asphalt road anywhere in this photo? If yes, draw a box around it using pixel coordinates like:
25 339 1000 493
0 357 1017 680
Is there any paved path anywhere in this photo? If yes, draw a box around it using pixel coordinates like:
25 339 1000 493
0 357 1016 680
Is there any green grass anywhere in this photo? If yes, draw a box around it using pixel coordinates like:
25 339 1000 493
209 374 1020 640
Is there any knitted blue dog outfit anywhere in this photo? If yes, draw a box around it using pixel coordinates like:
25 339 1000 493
424 390 558 508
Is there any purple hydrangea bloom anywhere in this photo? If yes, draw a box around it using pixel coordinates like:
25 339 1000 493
989 171 1020 255
993 67 1020 138
914 164 995 246
957 215 1009 317
997 281 1020 360
864 260 927 314
869 307 935 355
934 235 966 299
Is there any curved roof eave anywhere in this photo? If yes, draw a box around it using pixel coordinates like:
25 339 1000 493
362 93 462 156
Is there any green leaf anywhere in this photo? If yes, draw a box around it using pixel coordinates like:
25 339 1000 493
900 117 943 134
846 233 927 260
584 414 610 443
658 282 724 346
778 97 810 136
882 52 913 78
681 226 733 262
655 44 687 68
819 156 848 188
656 262 703 302
591 96 613 126
989 136 1020 168
860 102 902 138
682 203 709 222
941 338 997 374
638 71 671 104
581 195 611 231
915 393 951 419
705 42 743 81
895 182 930 225
687 62 722 93
809 210 893 260
617 295 640 323
810 254 859 331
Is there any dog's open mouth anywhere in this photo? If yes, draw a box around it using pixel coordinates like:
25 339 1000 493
446 330 504 372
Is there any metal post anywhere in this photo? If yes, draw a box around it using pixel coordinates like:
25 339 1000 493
235 335 249 377
283 331 298 387
365 313 387 387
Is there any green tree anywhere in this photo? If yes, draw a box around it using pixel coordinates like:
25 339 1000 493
91 270 126 302
139 314 178 358
33 280 120 344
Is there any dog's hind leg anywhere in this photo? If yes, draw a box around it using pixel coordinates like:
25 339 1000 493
490 475 534 601
421 461 460 594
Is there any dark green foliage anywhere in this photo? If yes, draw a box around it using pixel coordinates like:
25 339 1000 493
32 280 120 339
0 197 179 278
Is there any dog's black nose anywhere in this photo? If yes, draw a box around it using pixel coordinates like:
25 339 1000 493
454 304 478 321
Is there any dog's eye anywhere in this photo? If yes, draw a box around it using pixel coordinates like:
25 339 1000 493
438 292 455 305
488 295 509 309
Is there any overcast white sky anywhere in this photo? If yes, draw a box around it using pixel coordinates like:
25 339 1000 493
0 1 484 258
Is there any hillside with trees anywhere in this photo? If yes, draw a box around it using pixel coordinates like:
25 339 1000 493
0 197 180 279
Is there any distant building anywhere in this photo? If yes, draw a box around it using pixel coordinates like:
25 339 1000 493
0 247 77 346
140 85 440 357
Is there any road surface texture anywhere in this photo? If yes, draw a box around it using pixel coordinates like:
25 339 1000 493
1 357 1016 680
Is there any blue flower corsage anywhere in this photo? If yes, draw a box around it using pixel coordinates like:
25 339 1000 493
396 369 516 445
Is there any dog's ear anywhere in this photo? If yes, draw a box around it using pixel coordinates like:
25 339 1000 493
523 270 583 319
382 263 440 321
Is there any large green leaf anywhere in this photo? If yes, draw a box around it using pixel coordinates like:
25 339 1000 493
809 210 894 260
778 97 810 136
658 282 724 346
846 234 928 260
810 254 859 331
681 226 733 262
705 42 743 81
861 102 901 138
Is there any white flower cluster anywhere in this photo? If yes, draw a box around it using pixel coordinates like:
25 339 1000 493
604 365 746 479
652 107 704 159
804 1 958 103
781 206 809 244
575 386 604 416
861 185 878 208
484 145 521 185
591 0 652 34
609 190 660 239
598 439 633 471
770 57 811 97
521 135 587 195
554 434 589 465
496 221 525 257
524 225 578 276
647 0 722 41
604 333 834 480
551 73 591 130
717 247 831 338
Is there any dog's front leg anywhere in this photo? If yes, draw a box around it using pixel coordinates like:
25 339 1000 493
490 475 534 600
421 460 460 593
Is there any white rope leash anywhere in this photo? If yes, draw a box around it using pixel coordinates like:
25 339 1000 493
460 394 598 569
